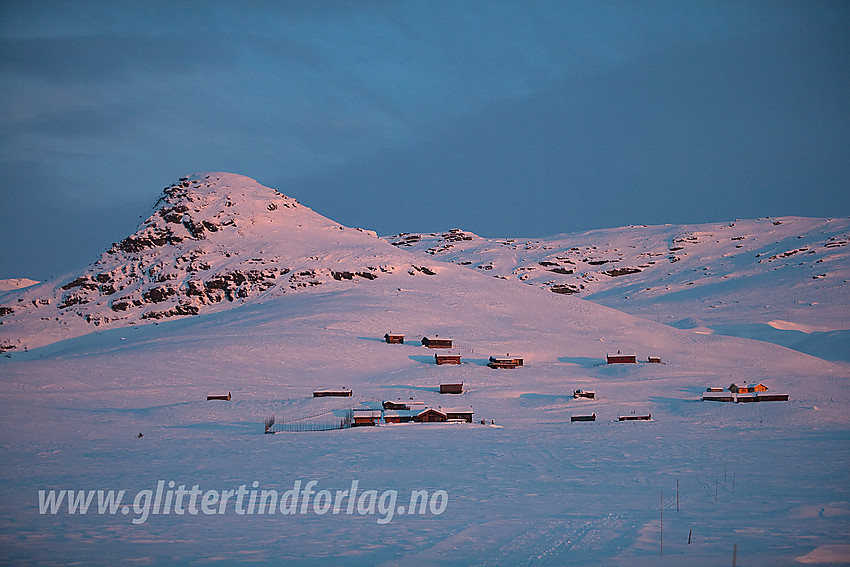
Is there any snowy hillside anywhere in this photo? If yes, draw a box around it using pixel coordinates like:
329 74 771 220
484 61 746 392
0 174 848 566
385 218 850 361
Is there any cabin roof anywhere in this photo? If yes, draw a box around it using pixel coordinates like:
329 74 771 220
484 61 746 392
383 409 421 418
352 410 381 418
440 406 474 414
418 408 447 417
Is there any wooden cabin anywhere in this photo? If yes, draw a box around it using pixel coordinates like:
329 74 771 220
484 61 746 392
728 383 769 394
442 407 474 422
384 333 405 344
487 355 524 369
440 382 464 394
607 353 637 364
416 408 447 422
383 410 420 423
435 352 462 365
573 389 595 399
421 336 453 349
313 388 353 397
647 356 662 364
352 410 381 426
207 391 231 401
618 414 652 421
756 392 789 402
571 413 596 422
383 399 425 411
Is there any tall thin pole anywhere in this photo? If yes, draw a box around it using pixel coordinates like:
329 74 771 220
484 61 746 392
733 543 738 567
660 489 663 556
677 478 679 512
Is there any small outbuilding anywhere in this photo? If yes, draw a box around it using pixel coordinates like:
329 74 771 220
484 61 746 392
702 391 734 402
422 336 453 348
574 389 595 399
352 410 381 426
313 388 353 397
607 353 637 364
571 413 596 422
384 333 405 344
618 414 652 421
435 352 462 365
440 382 464 394
207 391 231 401
487 355 524 369
647 356 662 364
442 407 474 422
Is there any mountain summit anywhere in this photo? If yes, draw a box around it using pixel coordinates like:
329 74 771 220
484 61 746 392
0 173 440 351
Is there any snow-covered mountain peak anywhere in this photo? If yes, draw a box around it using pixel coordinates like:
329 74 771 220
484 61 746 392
0 174 438 351
114 173 335 253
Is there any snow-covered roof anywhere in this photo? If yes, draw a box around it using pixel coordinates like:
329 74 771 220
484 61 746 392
440 406 474 414
352 410 381 418
417 408 447 416
383 410 420 418
702 391 733 399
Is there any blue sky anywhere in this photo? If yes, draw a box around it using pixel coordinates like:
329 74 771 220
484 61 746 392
1 1 848 280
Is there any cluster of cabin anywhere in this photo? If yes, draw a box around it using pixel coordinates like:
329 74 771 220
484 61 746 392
352 399 474 426
385 333 456 349
570 412 652 422
569 389 651 422
385 333 525 369
702 383 789 403
607 353 663 364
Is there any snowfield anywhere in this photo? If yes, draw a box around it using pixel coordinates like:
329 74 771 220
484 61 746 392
0 174 848 565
